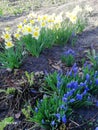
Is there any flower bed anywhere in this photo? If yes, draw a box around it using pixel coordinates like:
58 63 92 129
0 4 98 130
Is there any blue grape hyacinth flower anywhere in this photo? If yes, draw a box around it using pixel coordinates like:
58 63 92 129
62 115 67 123
51 120 55 126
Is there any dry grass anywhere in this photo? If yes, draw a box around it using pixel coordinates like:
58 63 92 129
0 0 78 16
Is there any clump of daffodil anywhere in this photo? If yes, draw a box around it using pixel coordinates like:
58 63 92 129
65 5 83 24
1 11 87 59
46 13 62 30
5 41 14 49
1 27 14 49
0 34 25 69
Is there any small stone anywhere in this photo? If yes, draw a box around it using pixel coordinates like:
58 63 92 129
6 68 12 72
15 112 21 119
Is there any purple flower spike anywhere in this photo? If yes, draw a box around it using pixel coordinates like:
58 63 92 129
94 71 98 78
62 115 67 123
86 73 90 81
55 113 61 120
64 49 75 56
51 120 55 126
42 119 45 124
96 101 98 107
95 78 98 85
72 63 78 75
80 82 86 87
76 94 83 100
67 81 78 89
82 90 87 96
57 73 63 89
69 98 75 103
62 97 67 102
35 107 38 113
60 104 66 110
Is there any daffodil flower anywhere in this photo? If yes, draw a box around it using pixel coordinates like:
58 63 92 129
26 26 33 34
32 30 40 40
5 41 14 49
2 31 12 42
17 23 23 31
48 18 55 23
42 15 48 21
66 12 77 24
21 25 33 35
30 19 35 25
14 33 21 40
23 19 27 24
34 26 40 31
41 21 46 27
38 15 42 21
